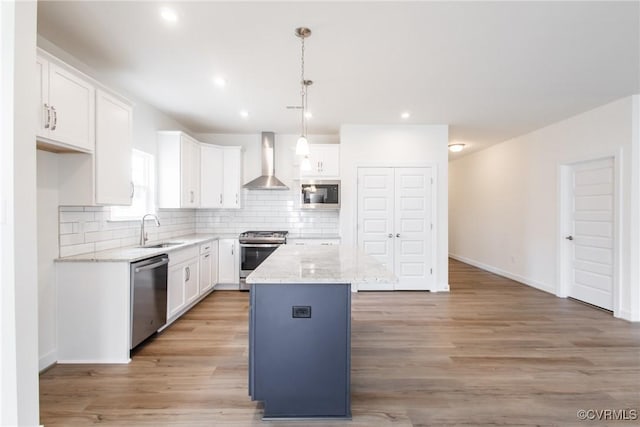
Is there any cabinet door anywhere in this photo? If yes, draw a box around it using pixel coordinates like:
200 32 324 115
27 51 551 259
167 264 186 318
200 144 224 208
180 135 200 207
184 258 200 305
95 90 133 205
222 148 241 208
210 241 219 288
47 62 95 152
218 239 239 284
301 144 340 177
199 252 213 294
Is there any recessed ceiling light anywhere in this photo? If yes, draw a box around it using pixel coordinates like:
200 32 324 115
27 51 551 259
448 143 466 153
213 76 226 87
239 110 249 118
160 7 178 23
304 111 313 119
401 112 411 119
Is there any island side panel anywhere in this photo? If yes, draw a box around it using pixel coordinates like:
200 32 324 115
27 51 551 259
252 283 351 419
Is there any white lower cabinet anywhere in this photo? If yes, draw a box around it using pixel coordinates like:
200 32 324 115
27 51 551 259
167 262 186 319
184 258 200 306
199 240 218 294
218 239 239 286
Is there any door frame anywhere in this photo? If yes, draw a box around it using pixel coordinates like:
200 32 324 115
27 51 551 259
354 163 438 291
557 150 623 316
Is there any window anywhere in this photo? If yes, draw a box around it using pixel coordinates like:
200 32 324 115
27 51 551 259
111 149 155 221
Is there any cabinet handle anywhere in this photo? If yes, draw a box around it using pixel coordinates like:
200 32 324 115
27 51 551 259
190 190 194 203
185 266 190 281
388 233 393 238
51 106 57 131
317 161 321 172
219 194 223 205
43 104 51 129
231 245 234 256
130 181 135 199
396 233 400 238
320 161 323 172
204 254 210 258
235 193 238 205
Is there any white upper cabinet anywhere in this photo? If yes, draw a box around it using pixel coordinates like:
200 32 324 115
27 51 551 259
200 145 242 209
200 144 224 208
94 89 133 205
36 52 95 153
158 131 201 208
222 147 242 208
300 144 340 178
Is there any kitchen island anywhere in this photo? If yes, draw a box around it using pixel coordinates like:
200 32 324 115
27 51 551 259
246 244 395 420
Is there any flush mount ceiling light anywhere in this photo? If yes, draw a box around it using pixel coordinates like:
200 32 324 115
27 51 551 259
448 143 466 152
159 7 178 23
239 110 249 119
295 27 313 157
213 76 226 87
401 112 411 119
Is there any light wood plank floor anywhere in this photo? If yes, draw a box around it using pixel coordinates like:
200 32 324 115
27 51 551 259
40 259 640 426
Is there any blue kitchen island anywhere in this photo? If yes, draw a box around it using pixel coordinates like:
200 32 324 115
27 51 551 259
246 244 396 420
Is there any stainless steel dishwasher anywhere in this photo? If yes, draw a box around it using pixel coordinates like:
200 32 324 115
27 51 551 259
130 255 169 349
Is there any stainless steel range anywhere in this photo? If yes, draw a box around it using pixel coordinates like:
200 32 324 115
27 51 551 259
239 231 288 290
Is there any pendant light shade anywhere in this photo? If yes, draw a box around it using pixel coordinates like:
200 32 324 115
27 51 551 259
296 135 309 155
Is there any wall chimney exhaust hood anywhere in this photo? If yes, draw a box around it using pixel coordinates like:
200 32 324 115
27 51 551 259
243 132 289 190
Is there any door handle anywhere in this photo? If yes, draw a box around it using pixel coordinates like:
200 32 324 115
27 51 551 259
44 104 51 129
396 233 400 238
565 235 574 241
388 233 393 238
50 106 57 130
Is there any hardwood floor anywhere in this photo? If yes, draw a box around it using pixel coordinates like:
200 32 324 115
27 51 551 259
40 259 640 426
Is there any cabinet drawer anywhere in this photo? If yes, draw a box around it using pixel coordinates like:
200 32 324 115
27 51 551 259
169 245 199 265
200 240 213 254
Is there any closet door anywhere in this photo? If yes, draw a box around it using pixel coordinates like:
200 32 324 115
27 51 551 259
357 168 394 291
393 168 433 290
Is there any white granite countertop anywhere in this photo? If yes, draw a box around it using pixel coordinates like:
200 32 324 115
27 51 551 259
246 244 397 285
55 233 238 263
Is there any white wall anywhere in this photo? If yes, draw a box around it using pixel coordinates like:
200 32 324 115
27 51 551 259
339 125 450 291
196 133 339 188
37 151 58 370
449 96 638 321
1 1 39 424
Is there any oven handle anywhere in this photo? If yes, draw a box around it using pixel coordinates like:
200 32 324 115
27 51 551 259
240 243 282 248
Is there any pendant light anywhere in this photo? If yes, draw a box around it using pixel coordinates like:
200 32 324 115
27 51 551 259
295 27 312 157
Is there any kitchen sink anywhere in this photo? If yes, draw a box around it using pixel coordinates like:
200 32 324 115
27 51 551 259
142 241 184 249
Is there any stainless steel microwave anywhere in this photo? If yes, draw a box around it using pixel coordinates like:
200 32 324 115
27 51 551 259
300 180 340 209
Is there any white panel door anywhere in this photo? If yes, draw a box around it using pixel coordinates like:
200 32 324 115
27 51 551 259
567 158 614 310
357 168 395 291
394 168 433 290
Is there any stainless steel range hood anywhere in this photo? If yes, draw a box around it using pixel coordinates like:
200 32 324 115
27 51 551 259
243 132 289 190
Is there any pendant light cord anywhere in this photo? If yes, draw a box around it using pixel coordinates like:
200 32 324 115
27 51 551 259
300 35 306 138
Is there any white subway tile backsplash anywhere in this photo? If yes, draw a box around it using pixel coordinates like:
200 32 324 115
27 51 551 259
58 192 337 257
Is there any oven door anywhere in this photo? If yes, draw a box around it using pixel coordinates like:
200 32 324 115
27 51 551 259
240 243 280 278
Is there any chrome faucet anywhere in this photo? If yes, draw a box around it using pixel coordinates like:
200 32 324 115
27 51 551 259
140 214 161 246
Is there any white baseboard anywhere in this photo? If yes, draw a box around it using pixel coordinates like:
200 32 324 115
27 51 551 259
39 349 57 372
449 253 555 295
618 309 640 322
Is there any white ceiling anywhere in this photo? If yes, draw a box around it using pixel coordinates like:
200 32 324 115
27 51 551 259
37 1 639 157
